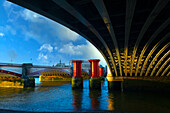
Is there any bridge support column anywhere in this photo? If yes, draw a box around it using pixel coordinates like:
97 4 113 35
72 60 83 89
22 63 35 87
89 59 101 89
22 63 33 78
99 67 104 81
107 76 123 91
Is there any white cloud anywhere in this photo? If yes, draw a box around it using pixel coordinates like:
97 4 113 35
0 33 4 37
38 53 48 63
59 41 107 66
5 25 16 35
57 26 79 41
20 9 80 43
3 1 20 22
36 41 107 66
0 25 16 35
3 1 80 44
39 44 53 53
3 1 13 9
83 41 107 66
59 42 84 55
21 9 44 23
54 47 58 50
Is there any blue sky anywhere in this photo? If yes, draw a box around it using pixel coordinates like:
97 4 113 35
0 0 106 66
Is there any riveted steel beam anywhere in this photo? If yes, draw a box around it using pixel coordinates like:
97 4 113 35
144 44 169 76
156 58 170 76
92 0 126 76
135 19 170 76
166 72 170 77
53 0 117 76
136 32 170 76
124 0 137 76
130 0 169 76
149 50 170 76
161 65 170 77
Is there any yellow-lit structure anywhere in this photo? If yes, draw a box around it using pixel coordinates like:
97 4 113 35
39 70 89 81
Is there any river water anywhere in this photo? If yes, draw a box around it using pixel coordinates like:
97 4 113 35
0 78 169 112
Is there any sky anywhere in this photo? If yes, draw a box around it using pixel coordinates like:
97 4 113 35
0 0 106 66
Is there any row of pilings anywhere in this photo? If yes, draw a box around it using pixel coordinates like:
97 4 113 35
72 59 110 90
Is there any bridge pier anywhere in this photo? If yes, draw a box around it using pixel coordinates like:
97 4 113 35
107 76 123 91
99 67 104 81
72 60 83 89
22 63 35 87
22 63 33 79
89 59 101 89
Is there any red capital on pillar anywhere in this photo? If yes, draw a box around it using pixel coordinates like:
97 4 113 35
88 59 100 77
72 60 83 77
99 67 104 76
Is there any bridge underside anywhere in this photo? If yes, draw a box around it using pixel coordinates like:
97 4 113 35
8 0 170 77
0 70 22 78
0 73 19 78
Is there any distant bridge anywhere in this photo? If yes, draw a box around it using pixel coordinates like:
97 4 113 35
0 63 71 69
0 69 22 77
0 63 90 79
0 63 75 78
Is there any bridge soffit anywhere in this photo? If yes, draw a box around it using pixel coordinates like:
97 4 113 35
124 0 137 76
52 0 117 76
130 0 169 76
0 69 22 77
92 0 129 76
136 32 170 76
156 58 170 76
149 50 170 77
161 65 170 77
144 45 170 77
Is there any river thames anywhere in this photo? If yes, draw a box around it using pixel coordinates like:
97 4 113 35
0 78 170 113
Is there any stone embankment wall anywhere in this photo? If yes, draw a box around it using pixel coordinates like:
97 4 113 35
123 79 170 92
39 74 89 81
0 77 35 88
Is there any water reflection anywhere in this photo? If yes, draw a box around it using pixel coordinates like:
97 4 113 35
108 92 115 110
89 90 101 110
0 87 34 98
107 91 170 113
39 81 71 87
72 89 83 110
0 78 170 112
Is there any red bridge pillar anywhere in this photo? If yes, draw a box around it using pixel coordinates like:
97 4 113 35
99 67 104 81
72 60 83 89
89 59 101 89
